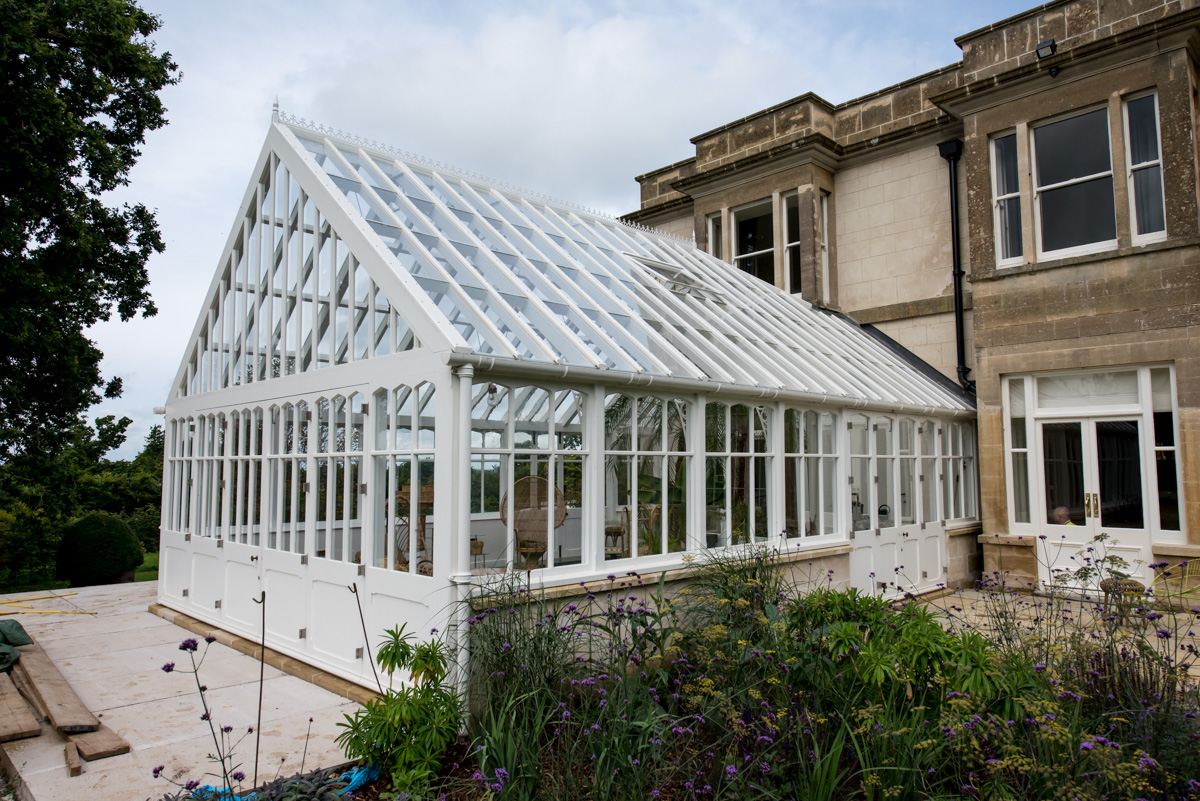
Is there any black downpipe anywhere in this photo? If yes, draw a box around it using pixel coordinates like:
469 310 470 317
937 138 975 394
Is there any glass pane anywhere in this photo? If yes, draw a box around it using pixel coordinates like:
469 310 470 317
418 384 436 448
735 251 774 284
849 415 869 455
998 197 1022 260
730 405 751 453
1038 370 1137 409
1039 176 1116 252
900 458 915 525
753 407 769 454
1151 368 1173 412
667 455 687 553
1132 166 1165 235
606 394 633 451
806 411 820 455
1012 451 1030 524
473 383 508 449
851 456 871 532
878 458 894 528
821 457 837 535
416 455 435 574
605 455 633 560
394 386 413 449
753 456 769 542
1126 95 1160 165
514 386 550 450
638 396 663 451
784 457 801 537
1157 450 1180 531
785 193 800 244
994 133 1020 195
1096 420 1143 529
666 400 688 453
637 455 664 556
920 457 938 523
705 457 727 548
735 202 773 256
898 420 913 456
730 456 751 544
706 403 726 453
1034 108 1110 186
804 459 821 535
555 390 584 451
875 419 893 455
1042 422 1085 526
555 455 584 567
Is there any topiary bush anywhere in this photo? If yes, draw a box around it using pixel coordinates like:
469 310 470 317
56 511 144 587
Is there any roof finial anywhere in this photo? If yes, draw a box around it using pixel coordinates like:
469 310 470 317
272 96 279 121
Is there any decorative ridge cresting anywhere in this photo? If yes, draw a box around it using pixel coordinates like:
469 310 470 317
276 110 695 246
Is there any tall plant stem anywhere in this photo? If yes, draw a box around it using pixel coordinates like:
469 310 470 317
349 582 384 694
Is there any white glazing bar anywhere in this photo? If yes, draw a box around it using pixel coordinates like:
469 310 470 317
378 156 595 367
429 170 670 374
318 140 526 361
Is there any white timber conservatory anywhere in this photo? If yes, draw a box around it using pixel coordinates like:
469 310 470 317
159 113 978 688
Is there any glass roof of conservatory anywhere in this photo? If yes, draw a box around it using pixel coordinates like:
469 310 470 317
270 114 972 414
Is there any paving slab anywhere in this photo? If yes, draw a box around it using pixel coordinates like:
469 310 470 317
0 583 360 801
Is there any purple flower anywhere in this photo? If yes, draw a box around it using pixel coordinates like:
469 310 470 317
1033 664 1046 673
1157 629 1171 639
725 765 737 777
185 780 200 791
222 725 233 733
152 765 165 778
200 712 210 721
179 638 199 652
204 634 217 643
161 662 175 673
233 771 245 782
1080 742 1094 751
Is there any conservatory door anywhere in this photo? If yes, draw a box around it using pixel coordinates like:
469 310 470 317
221 536 264 633
1036 418 1151 587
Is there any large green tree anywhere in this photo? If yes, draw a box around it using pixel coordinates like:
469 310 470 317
0 0 180 459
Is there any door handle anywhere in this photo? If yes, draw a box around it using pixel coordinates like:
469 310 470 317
1092 493 1100 519
251 555 259 562
1084 494 1092 517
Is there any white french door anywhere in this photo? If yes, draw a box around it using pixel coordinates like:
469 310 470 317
1036 417 1152 586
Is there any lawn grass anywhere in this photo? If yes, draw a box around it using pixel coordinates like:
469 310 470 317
134 550 159 582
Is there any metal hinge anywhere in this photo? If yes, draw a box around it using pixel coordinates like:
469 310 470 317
355 647 364 660
943 566 948 575
300 554 309 565
182 589 189 598
359 483 368 494
357 564 365 576
922 571 928 579
874 528 881 537
217 539 224 549
298 628 306 639
214 600 222 609
184 533 192 542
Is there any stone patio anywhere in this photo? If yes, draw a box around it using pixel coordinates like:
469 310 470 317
0 583 360 801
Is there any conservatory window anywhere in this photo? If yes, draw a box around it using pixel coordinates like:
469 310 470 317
471 383 586 571
918 421 939 524
309 394 365 563
733 200 774 284
705 401 771 547
372 383 437 574
275 401 310 555
898 419 916 526
848 414 872 532
940 421 976 520
783 409 839 538
605 394 688 559
229 409 265 545
1151 368 1180 531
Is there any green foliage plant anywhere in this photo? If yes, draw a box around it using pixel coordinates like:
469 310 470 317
337 626 463 797
55 510 143 586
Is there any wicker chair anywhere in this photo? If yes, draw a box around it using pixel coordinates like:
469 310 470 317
500 476 567 569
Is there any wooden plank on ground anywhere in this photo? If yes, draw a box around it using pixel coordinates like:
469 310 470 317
0 673 41 743
70 724 130 761
64 741 82 777
10 663 49 720
12 644 98 733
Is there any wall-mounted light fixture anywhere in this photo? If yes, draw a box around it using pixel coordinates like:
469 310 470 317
1035 39 1057 59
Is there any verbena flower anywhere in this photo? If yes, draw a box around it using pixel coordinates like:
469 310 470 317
152 765 165 778
179 638 199 652
204 634 217 643
162 662 175 673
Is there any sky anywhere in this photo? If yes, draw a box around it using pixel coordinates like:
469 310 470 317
92 0 1034 459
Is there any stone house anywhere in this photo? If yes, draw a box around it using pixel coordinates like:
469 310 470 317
625 0 1200 588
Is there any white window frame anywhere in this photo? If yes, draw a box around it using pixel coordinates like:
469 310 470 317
783 190 802 294
1123 91 1167 246
1031 105 1118 261
731 198 774 279
706 211 723 261
990 130 1023 268
1001 365 1185 540
818 191 831 304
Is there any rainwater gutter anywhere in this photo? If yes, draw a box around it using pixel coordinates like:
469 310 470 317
937 138 976 395
445 352 974 418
